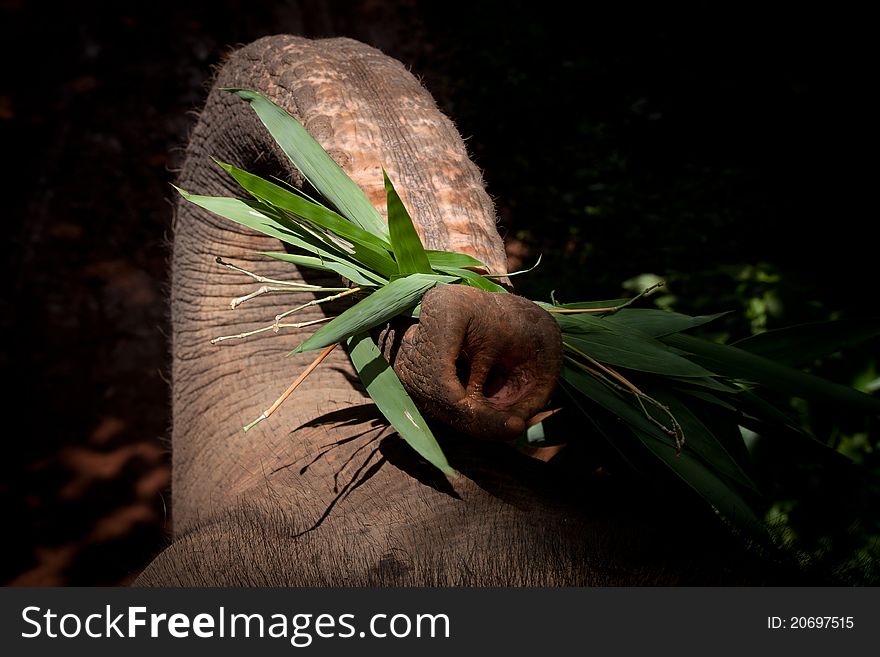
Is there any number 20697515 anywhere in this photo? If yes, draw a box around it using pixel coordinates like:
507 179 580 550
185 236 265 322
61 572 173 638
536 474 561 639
767 617 854 630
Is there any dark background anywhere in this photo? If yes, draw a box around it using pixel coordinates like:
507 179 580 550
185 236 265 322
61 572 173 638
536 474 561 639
2 1 876 584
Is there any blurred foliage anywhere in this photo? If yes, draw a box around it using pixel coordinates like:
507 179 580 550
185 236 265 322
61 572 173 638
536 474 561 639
418 3 879 582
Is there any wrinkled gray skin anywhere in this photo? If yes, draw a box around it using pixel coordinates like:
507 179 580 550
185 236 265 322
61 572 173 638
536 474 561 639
135 36 768 586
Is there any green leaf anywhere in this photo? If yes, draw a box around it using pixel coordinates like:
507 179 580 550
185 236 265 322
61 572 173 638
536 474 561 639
537 299 629 311
648 388 759 493
259 252 385 287
561 315 716 378
561 367 764 537
227 89 388 238
493 254 543 279
292 273 455 354
671 387 738 412
384 170 433 275
636 429 766 539
689 400 758 479
561 365 673 445
346 332 455 477
214 161 398 278
667 375 739 394
217 160 392 252
176 189 321 249
602 309 728 338
436 267 508 293
175 188 386 277
732 318 880 367
425 250 487 270
662 333 880 415
557 381 648 472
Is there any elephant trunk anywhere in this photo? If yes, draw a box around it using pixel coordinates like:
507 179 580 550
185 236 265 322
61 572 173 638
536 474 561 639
170 35 560 532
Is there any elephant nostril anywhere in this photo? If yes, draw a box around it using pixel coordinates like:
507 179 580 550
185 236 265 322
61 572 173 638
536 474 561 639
483 365 507 399
455 355 471 389
482 364 528 408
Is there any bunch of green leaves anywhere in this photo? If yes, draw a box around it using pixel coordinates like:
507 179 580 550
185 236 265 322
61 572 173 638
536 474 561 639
540 301 880 538
177 89 508 478
178 89 880 538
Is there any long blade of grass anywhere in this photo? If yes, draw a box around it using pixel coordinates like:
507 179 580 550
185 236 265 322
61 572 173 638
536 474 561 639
217 160 392 251
563 331 716 378
602 309 728 338
561 366 765 537
732 318 880 367
293 273 456 354
648 388 759 492
662 333 880 414
636 428 766 539
436 267 508 293
176 188 297 243
425 250 486 270
259 252 386 287
347 332 455 477
667 375 738 393
383 170 433 275
561 365 672 444
537 299 630 311
176 189 391 280
227 89 388 238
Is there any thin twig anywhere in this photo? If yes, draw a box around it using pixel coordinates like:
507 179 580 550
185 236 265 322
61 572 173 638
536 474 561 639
243 343 339 432
216 256 340 290
275 287 363 321
564 343 645 395
230 285 346 309
211 316 333 344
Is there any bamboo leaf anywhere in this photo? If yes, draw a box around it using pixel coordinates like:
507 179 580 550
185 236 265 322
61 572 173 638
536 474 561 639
436 267 508 293
561 365 672 445
732 318 880 367
217 160 392 252
176 188 287 239
175 189 384 276
497 254 543 279
648 388 759 493
537 299 629 311
425 250 487 270
558 381 648 472
561 367 764 537
602 309 728 338
662 333 880 415
667 375 739 393
227 89 388 238
292 273 455 354
562 319 716 378
636 429 766 539
384 169 433 275
689 400 758 478
259 252 386 287
347 332 455 477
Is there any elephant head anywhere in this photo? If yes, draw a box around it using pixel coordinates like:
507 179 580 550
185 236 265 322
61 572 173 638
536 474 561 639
135 36 772 586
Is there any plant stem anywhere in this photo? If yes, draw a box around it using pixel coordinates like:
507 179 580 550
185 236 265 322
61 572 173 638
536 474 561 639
216 256 343 290
243 343 339 432
211 316 333 344
230 285 345 309
275 287 363 321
